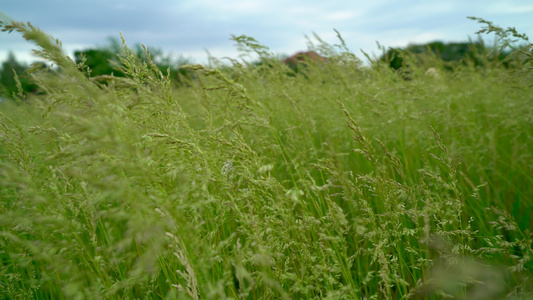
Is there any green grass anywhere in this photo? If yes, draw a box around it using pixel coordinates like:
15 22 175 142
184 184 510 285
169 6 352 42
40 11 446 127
1 20 532 299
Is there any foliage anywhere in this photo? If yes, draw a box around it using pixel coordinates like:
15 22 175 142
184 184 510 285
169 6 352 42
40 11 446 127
74 38 198 87
0 18 532 299
0 52 40 100
74 47 125 78
380 40 511 76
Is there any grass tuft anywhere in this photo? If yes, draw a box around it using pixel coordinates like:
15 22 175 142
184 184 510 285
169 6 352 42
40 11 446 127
1 17 532 299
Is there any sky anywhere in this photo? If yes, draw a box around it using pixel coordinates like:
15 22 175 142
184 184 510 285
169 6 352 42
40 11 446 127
1 1 532 65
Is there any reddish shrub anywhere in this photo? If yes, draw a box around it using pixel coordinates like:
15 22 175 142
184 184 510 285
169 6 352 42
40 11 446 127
283 51 328 65
282 51 328 74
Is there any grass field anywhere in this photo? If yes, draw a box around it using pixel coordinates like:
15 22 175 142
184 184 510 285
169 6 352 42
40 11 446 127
1 20 532 299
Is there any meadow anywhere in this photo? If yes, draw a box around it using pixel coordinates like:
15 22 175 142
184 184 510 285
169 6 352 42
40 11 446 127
1 20 532 299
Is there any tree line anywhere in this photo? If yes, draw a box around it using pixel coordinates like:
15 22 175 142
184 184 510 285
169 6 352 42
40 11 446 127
0 38 197 102
0 38 527 102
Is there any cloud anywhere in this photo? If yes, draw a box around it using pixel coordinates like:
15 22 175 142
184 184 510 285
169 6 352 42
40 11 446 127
323 11 358 22
485 3 533 14
1 0 532 65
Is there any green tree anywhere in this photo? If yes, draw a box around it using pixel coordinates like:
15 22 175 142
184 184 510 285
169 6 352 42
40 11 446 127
74 48 123 77
0 52 38 100
380 40 509 71
74 38 195 86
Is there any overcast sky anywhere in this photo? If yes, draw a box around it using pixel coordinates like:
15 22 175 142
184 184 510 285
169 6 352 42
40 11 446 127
1 1 532 65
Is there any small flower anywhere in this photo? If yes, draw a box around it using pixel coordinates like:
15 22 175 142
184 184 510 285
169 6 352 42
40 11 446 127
222 160 234 179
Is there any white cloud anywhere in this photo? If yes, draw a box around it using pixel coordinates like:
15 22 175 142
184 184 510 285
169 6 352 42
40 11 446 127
485 3 533 14
186 0 270 16
323 11 358 22
1 0 532 65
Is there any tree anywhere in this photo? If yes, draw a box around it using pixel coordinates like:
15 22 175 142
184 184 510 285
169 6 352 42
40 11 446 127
0 52 38 100
379 40 510 72
74 38 195 86
74 48 124 77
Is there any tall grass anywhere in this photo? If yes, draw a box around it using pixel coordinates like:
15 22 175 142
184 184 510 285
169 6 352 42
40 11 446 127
1 19 532 299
